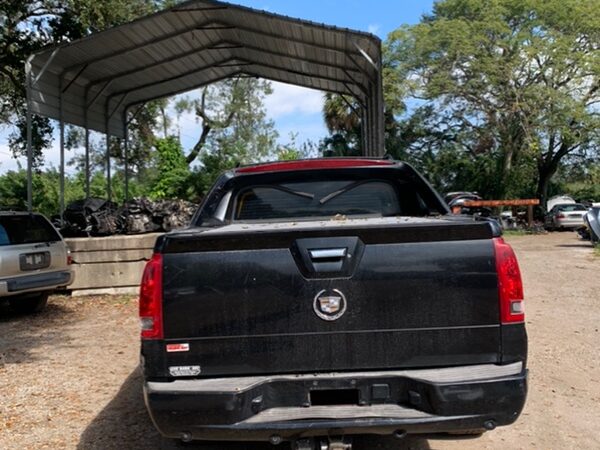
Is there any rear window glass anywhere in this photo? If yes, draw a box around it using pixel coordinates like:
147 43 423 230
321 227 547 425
233 180 409 221
556 204 587 212
0 215 60 246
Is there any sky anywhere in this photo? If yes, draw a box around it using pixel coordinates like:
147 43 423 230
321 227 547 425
0 0 436 173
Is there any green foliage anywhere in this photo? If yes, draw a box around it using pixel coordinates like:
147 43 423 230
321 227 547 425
183 77 279 165
0 0 160 167
322 94 361 154
563 183 600 204
180 77 280 197
384 0 600 204
149 137 191 200
189 152 239 198
0 169 75 217
0 167 146 217
276 133 318 161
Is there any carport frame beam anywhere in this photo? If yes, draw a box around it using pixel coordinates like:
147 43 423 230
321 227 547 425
59 77 65 226
26 59 33 213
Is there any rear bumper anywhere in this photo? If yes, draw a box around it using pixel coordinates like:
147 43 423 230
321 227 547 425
0 270 73 297
556 218 584 228
144 362 527 441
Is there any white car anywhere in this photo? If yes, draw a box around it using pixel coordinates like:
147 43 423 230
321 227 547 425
544 204 587 231
0 212 73 313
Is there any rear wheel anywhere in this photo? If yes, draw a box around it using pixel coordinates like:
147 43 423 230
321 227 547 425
9 293 49 314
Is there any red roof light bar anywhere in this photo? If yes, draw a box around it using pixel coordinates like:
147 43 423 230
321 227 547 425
236 158 396 174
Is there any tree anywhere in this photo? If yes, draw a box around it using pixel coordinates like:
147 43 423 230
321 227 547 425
178 76 279 195
386 0 600 205
149 137 191 199
276 132 318 161
179 76 278 166
322 93 361 155
321 60 408 157
0 0 160 166
1 0 64 165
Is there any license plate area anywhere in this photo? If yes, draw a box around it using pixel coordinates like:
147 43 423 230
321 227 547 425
310 389 360 406
19 252 51 271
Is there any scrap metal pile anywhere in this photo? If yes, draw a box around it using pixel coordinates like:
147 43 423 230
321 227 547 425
59 198 198 237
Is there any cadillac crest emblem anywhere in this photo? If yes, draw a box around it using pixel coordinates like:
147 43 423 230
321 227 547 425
313 289 347 321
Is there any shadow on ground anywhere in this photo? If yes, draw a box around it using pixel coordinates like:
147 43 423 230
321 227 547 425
78 367 432 450
555 243 594 249
0 297 79 364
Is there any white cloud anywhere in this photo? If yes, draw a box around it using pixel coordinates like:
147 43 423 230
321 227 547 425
264 81 325 119
0 141 23 172
368 24 381 35
175 80 327 151
0 78 329 174
0 129 83 175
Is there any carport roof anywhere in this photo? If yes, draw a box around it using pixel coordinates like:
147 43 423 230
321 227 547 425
27 0 382 139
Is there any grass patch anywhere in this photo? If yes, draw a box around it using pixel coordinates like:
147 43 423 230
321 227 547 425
594 246 600 257
503 229 536 237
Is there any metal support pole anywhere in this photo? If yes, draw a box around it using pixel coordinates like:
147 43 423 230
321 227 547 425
26 59 33 212
123 110 129 202
58 78 65 225
84 107 90 199
369 90 377 157
366 85 374 156
105 101 111 202
360 107 368 156
374 63 385 156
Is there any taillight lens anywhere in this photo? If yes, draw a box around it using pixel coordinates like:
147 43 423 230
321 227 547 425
556 214 565 219
139 254 163 339
493 238 524 324
67 249 73 265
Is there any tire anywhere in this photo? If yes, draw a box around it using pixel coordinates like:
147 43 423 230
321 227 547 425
9 293 49 314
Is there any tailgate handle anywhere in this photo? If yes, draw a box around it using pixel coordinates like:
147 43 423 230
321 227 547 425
308 248 348 272
309 248 347 260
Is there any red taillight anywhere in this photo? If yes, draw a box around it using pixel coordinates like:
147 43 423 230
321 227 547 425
139 254 163 339
493 238 524 324
556 214 565 219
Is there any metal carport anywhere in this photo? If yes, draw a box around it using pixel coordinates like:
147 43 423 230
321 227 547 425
25 0 385 217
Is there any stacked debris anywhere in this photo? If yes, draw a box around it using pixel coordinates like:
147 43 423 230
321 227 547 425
60 198 198 237
61 198 122 236
122 198 197 234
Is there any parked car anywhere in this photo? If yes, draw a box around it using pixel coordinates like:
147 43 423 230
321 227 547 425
544 203 588 230
581 206 600 244
0 212 73 313
546 195 576 212
140 159 528 449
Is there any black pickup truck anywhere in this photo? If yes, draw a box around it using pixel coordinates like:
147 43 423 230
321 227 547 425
140 158 527 449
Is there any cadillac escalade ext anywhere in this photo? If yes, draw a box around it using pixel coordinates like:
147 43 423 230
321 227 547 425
139 158 527 449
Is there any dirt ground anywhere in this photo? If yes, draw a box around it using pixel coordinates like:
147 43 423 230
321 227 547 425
1 232 598 450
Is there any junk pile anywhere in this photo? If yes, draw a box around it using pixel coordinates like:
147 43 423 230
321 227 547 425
59 198 198 237
444 192 493 217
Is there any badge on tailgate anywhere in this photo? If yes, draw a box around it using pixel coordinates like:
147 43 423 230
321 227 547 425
314 289 347 321
19 252 51 271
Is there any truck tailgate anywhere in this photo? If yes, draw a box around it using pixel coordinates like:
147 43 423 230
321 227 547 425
155 217 500 377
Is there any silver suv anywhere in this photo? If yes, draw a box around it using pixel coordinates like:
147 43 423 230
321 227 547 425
0 212 73 313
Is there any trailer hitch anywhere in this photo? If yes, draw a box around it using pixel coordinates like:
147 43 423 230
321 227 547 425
294 437 352 450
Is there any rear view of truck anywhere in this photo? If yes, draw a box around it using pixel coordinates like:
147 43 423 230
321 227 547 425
139 159 527 448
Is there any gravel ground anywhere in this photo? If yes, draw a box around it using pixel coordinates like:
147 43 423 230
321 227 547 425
1 232 598 450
